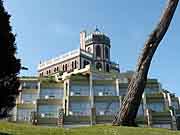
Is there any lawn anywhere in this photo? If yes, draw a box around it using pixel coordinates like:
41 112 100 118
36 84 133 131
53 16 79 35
0 121 180 135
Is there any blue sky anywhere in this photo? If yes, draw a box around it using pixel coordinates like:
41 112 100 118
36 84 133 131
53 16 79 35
4 0 180 95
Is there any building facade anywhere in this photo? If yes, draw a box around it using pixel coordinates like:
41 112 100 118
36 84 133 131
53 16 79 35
38 28 119 77
12 29 180 129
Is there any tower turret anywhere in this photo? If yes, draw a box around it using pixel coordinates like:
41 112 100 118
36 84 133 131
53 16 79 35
84 28 111 72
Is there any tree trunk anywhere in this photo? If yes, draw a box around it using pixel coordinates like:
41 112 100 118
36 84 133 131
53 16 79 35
113 0 179 126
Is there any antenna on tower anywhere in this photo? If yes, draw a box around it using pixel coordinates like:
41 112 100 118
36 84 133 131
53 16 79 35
95 25 100 32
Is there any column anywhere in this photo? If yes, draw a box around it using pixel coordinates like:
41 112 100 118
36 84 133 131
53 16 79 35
89 73 96 125
89 73 94 107
167 93 172 106
116 79 119 96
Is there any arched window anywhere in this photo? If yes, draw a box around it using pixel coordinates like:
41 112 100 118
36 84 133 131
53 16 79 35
54 67 56 72
106 64 110 72
63 65 65 71
105 47 109 59
96 45 101 57
87 47 91 53
96 63 102 71
72 61 74 69
65 64 67 71
74 61 77 69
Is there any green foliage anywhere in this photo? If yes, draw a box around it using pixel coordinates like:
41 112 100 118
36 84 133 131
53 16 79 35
40 76 62 88
0 121 180 135
0 0 21 117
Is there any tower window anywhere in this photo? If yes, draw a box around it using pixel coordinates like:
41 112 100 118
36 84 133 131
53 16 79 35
96 63 102 71
96 45 101 57
83 60 90 68
105 47 109 59
87 47 91 53
106 64 110 72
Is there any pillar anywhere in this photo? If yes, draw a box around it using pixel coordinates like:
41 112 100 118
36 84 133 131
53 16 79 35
116 79 119 96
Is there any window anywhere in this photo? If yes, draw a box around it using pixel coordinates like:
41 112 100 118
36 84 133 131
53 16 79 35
74 61 77 69
172 101 179 109
21 82 38 89
87 47 91 53
54 68 56 72
106 64 110 72
119 88 127 96
95 102 119 115
72 61 74 69
94 85 116 96
96 63 102 71
83 60 90 68
145 88 158 94
40 72 43 77
69 102 91 116
105 47 109 59
147 102 164 112
40 88 64 99
96 45 101 57
38 105 62 118
70 85 90 96
63 65 65 71
21 94 38 103
65 64 67 71
17 109 35 121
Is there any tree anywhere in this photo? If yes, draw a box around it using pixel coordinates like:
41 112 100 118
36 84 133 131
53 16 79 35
0 0 21 118
113 0 179 126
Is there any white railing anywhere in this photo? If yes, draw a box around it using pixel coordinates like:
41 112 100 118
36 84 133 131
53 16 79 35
38 49 80 70
38 49 93 70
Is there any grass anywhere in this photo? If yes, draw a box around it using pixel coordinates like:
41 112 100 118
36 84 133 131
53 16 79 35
0 121 180 135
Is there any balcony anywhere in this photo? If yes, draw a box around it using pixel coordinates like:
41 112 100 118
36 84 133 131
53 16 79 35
17 103 36 109
146 93 164 102
151 111 172 123
37 117 58 126
37 99 63 105
94 96 119 102
69 96 91 101
21 89 38 94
